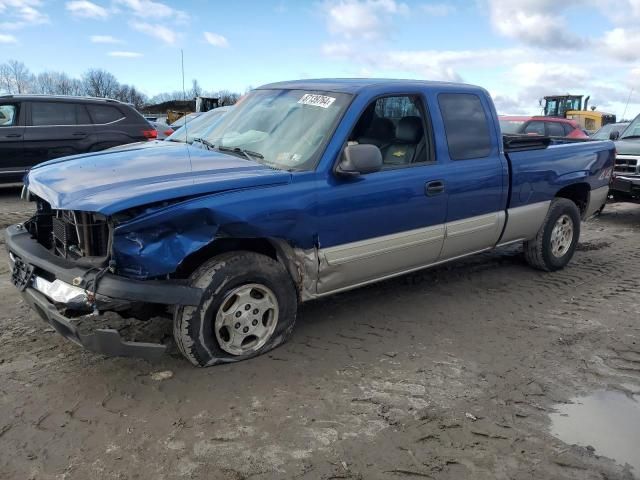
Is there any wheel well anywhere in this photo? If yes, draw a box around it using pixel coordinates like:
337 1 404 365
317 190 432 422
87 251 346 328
175 237 278 279
555 183 590 215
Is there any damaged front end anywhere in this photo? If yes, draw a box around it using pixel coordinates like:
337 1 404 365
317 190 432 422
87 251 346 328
6 196 205 360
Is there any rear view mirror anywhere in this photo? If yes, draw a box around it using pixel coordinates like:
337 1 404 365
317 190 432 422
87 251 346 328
609 131 620 140
336 144 383 177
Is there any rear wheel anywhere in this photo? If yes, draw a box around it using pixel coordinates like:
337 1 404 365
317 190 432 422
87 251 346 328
524 198 581 272
173 251 297 367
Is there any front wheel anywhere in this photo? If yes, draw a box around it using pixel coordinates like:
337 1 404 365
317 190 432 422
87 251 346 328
174 251 298 367
524 198 581 272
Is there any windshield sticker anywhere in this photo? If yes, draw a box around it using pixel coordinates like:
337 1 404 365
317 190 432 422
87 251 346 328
298 94 336 108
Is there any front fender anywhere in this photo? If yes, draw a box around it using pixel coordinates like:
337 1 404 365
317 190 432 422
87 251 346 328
113 205 220 279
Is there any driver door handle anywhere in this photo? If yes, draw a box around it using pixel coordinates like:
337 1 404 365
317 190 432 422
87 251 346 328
425 180 445 196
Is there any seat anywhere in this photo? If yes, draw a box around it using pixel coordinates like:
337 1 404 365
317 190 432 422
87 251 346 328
357 117 395 149
383 116 424 165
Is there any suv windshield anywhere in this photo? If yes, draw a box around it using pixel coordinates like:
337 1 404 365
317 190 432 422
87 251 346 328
201 89 352 170
619 116 640 139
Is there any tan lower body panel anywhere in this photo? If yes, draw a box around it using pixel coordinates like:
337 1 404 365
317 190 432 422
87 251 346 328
317 224 445 294
313 202 551 299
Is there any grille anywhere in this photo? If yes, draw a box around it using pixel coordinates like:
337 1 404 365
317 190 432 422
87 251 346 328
52 215 79 257
50 210 109 258
614 155 639 174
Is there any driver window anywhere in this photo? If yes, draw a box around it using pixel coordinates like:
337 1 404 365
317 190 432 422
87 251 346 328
349 95 432 168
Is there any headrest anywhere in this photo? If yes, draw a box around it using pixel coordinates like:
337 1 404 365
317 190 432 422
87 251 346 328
366 117 395 140
396 116 423 143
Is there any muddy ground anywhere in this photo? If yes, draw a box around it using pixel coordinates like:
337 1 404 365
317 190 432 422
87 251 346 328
0 184 639 480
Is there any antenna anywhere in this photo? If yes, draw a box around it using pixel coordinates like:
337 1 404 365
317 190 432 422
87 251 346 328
180 49 193 174
622 88 633 120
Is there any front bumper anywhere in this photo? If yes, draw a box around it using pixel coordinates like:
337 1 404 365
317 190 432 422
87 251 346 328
5 223 203 360
22 287 168 359
610 175 640 195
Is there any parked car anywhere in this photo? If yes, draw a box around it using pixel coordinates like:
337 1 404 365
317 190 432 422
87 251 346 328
108 108 232 150
610 114 640 200
591 122 629 141
166 106 232 145
148 120 174 140
518 116 589 139
169 112 204 129
6 79 613 366
0 95 156 183
498 115 531 134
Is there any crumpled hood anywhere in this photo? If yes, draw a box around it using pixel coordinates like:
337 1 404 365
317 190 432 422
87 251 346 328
26 143 291 215
614 138 640 156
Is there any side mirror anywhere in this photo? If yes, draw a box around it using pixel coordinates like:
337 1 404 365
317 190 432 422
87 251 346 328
609 130 620 141
336 144 382 177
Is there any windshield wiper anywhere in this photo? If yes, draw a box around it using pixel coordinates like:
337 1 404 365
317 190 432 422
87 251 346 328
217 145 264 161
620 135 640 140
192 137 215 150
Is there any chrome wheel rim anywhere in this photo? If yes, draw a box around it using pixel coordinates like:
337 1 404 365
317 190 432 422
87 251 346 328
550 214 574 258
214 283 279 356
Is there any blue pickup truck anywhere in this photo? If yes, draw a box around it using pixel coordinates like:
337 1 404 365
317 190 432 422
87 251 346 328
6 79 614 366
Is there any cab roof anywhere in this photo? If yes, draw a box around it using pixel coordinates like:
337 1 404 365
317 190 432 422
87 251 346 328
258 78 483 95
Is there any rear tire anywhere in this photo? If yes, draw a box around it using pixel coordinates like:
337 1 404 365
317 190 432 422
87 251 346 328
524 198 581 272
173 251 297 367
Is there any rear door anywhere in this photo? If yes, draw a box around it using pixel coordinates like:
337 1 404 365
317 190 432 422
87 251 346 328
87 103 145 149
433 92 508 259
0 101 26 178
23 101 96 166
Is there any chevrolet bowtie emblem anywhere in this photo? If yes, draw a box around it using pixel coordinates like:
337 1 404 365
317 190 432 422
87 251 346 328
392 150 405 157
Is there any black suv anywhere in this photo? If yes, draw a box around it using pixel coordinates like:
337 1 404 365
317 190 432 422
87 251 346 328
0 95 156 183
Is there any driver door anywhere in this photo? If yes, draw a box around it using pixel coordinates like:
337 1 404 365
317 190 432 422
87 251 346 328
315 94 448 294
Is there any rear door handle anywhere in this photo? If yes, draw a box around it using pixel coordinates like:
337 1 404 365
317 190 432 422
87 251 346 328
72 132 87 137
425 180 445 196
5 133 22 138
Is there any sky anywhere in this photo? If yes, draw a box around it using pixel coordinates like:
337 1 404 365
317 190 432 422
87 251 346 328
1 0 640 118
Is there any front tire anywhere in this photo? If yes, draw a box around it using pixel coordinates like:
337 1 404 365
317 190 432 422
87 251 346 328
174 251 298 367
524 198 581 272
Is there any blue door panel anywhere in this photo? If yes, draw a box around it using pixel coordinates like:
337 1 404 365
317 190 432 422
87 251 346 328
317 164 448 247
422 90 508 222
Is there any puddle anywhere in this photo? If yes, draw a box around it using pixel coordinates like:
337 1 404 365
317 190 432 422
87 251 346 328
550 390 640 473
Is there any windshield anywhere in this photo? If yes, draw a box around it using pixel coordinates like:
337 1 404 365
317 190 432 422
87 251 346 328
166 108 230 144
201 89 352 170
620 116 640 139
591 124 615 140
499 119 526 134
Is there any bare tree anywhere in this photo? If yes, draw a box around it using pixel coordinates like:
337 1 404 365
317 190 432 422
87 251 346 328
82 68 119 98
114 83 147 109
212 89 240 106
0 60 34 94
148 91 186 103
190 79 202 98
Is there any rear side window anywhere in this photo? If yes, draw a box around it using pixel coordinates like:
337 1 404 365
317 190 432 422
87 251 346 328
546 122 565 137
438 93 492 160
0 104 18 127
87 104 125 124
523 121 545 135
31 102 80 126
